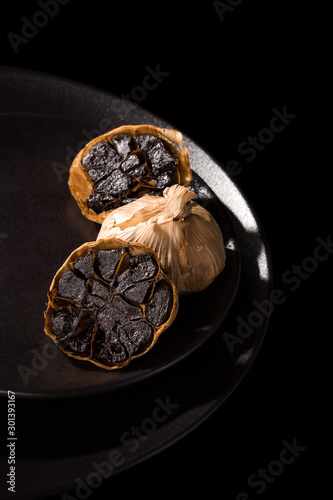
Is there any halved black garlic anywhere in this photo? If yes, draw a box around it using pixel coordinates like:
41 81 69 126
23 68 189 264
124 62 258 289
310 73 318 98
68 124 191 223
44 239 178 370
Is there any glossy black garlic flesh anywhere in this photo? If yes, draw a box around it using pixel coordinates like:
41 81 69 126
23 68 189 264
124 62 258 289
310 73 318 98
68 125 191 223
44 240 178 370
85 134 179 214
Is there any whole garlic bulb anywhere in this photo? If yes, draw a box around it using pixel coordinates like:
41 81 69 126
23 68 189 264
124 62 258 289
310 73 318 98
97 185 226 294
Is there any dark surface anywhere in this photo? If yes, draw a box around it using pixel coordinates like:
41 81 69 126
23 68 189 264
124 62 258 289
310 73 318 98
0 110 241 397
0 1 329 499
0 70 268 499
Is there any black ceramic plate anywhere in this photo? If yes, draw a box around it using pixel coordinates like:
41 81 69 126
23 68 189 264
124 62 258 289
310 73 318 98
0 80 240 398
0 68 272 500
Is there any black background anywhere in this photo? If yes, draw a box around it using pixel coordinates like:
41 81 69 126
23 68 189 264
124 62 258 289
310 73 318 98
0 1 329 499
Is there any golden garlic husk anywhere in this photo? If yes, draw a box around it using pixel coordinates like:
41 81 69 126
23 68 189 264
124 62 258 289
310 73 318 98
97 185 226 294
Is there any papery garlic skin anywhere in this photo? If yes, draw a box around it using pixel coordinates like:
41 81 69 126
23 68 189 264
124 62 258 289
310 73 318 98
97 185 226 294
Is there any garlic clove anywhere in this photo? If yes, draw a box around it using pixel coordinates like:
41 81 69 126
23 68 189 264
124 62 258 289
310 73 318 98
44 238 179 370
68 125 192 224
